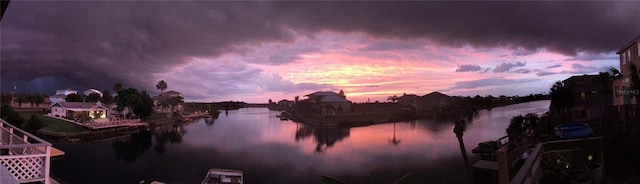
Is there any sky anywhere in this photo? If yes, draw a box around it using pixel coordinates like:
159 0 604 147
2 1 640 103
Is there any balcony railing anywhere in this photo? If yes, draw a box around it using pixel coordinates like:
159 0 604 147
0 119 51 184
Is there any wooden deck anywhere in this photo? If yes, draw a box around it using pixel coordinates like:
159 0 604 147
51 147 64 157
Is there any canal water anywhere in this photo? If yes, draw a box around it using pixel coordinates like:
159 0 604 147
49 100 550 184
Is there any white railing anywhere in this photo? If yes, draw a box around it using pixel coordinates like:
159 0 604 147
497 143 543 184
510 143 543 184
0 119 51 184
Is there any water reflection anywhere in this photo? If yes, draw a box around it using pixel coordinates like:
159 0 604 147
151 125 186 154
204 117 216 126
51 101 550 184
111 130 152 163
388 122 401 146
294 123 351 152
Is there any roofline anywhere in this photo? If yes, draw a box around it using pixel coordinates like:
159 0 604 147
51 102 108 109
616 34 640 54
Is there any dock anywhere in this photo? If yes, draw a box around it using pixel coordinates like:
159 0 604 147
51 147 65 157
36 147 65 157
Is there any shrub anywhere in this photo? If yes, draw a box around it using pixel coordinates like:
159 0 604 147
26 115 45 130
1 104 24 126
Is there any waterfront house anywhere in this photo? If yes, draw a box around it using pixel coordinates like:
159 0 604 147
49 89 78 103
49 101 108 121
54 89 77 96
48 94 67 104
397 94 419 107
152 90 183 114
417 92 452 112
305 91 352 116
562 75 610 123
277 99 294 108
82 88 103 97
613 35 640 105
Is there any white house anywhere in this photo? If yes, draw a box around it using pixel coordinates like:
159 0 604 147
50 102 108 121
55 89 77 96
83 89 103 97
49 89 78 103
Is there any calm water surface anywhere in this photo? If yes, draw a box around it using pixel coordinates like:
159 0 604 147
49 100 549 184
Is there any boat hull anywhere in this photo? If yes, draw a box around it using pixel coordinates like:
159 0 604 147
202 168 243 184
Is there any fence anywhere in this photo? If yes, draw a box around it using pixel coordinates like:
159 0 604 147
601 105 639 175
0 119 51 184
496 142 542 184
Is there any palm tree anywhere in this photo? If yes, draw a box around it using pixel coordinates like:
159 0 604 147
608 66 622 79
156 80 168 95
436 98 479 176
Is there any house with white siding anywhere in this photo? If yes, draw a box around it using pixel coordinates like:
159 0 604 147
50 102 108 121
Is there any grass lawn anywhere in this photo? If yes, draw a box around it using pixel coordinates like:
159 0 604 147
18 112 90 133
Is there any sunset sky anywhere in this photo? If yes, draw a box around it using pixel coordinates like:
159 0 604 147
2 1 640 103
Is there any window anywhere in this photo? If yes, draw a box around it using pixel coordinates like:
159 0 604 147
581 92 586 100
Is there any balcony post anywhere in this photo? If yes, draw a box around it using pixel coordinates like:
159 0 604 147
44 146 51 184
497 146 509 184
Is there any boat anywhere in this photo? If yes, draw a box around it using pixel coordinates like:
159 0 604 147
277 112 291 120
321 175 346 184
472 140 502 161
201 168 243 184
555 123 593 139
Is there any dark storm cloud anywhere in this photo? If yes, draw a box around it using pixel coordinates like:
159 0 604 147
2 1 294 93
272 1 640 55
455 64 482 72
2 1 640 95
493 61 526 73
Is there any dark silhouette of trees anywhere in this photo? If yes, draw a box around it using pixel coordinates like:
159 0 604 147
15 94 27 107
25 93 45 108
85 93 102 102
168 96 184 112
1 105 24 126
65 93 83 102
133 91 154 119
113 83 123 92
549 81 572 122
436 98 479 176
115 88 143 118
1 94 12 105
101 90 114 105
156 80 168 94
